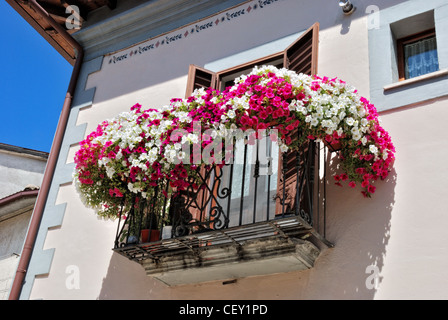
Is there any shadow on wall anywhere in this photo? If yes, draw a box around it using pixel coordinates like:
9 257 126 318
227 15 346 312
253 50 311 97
310 153 396 299
96 156 396 300
97 252 168 300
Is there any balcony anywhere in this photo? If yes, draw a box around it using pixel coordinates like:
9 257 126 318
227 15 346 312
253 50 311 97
113 139 333 286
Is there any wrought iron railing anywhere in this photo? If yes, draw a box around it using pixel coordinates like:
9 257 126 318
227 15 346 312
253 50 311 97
114 136 325 250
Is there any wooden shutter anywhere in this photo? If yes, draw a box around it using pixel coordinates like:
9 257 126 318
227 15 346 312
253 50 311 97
284 22 319 75
185 65 217 97
276 23 319 219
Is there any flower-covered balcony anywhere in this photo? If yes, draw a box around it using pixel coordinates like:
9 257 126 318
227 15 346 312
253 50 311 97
74 65 394 286
112 137 333 286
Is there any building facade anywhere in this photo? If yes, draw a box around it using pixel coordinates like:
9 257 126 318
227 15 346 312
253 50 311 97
0 143 47 300
7 0 448 300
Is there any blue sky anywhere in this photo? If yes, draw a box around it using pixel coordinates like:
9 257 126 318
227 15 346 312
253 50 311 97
0 1 73 153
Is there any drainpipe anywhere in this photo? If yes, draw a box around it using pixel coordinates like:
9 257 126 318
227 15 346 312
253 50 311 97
8 0 84 300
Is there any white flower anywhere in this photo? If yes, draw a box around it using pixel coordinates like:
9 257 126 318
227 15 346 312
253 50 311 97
337 128 343 137
361 118 368 127
188 133 199 144
174 143 182 150
361 136 367 145
227 109 236 119
321 119 334 128
297 106 307 115
279 144 289 153
369 145 378 154
345 117 355 126
128 182 141 193
106 167 115 179
210 130 218 139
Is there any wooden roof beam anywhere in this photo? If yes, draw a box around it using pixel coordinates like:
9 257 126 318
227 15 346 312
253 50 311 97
60 0 87 21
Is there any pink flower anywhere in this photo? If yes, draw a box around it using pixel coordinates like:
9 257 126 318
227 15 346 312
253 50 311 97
240 116 250 126
109 188 123 198
259 110 269 119
272 108 284 119
311 82 321 91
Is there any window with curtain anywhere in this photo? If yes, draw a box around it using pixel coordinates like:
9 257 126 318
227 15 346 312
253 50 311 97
398 29 439 80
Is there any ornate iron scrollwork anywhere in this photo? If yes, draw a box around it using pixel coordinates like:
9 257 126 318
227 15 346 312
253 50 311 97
168 164 231 236
114 137 320 247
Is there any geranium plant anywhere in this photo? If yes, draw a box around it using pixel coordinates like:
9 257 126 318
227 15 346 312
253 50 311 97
73 65 395 219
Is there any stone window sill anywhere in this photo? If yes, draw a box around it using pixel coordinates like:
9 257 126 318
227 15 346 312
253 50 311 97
383 69 448 92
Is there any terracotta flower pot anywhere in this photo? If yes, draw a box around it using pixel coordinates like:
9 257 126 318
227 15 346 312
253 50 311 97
141 229 161 243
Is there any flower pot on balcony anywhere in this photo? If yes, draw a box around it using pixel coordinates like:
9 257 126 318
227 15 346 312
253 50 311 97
162 225 173 239
141 229 161 243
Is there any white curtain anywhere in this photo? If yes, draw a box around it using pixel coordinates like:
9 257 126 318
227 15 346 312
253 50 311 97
405 36 439 79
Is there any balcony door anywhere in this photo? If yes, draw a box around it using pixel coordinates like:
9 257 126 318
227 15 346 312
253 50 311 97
184 23 319 230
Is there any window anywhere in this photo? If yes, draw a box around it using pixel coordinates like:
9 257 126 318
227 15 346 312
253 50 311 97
397 28 439 81
370 7 448 111
183 23 320 228
186 22 319 97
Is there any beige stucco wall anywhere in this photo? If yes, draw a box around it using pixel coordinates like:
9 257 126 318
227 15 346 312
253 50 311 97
29 0 448 299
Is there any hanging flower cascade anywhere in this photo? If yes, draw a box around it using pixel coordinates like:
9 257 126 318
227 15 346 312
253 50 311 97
73 66 395 219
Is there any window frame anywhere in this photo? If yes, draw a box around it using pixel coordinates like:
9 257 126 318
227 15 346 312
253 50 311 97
185 22 319 96
397 28 438 81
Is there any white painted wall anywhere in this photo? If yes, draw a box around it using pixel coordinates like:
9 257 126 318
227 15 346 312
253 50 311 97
28 0 448 299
